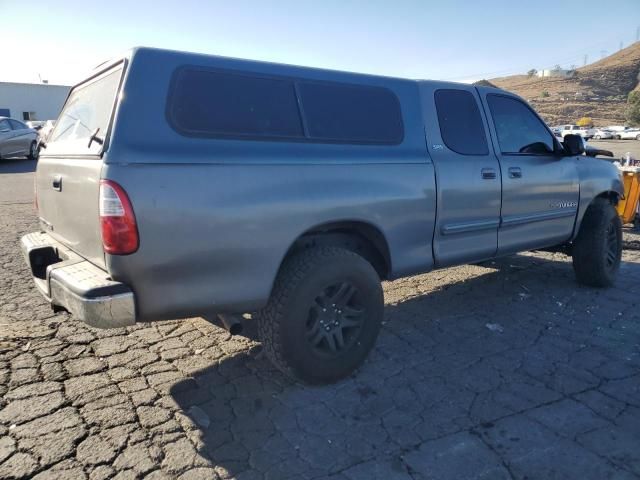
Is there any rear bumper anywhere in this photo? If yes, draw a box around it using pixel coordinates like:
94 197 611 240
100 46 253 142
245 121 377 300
20 231 136 328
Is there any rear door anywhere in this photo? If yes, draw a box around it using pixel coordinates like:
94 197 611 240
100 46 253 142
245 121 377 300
480 92 579 254
8 119 32 155
36 63 124 268
0 119 14 156
421 84 501 267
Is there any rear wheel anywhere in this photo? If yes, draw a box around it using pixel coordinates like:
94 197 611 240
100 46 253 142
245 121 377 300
257 246 383 384
27 141 38 160
594 135 601 140
572 199 622 287
636 134 640 141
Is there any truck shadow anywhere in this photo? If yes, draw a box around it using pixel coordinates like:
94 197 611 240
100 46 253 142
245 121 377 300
169 253 640 478
0 158 37 174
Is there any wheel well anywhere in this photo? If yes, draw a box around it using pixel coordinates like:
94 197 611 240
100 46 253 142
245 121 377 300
595 190 620 206
282 221 392 280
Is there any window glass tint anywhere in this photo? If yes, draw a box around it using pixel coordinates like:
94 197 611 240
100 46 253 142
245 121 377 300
487 95 554 154
169 69 304 139
434 89 488 155
9 119 25 130
48 66 122 154
297 82 403 144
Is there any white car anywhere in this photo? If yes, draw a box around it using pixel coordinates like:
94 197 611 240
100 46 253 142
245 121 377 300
592 128 614 140
618 129 640 140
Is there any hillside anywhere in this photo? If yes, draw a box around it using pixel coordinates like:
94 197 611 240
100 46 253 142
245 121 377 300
485 42 640 126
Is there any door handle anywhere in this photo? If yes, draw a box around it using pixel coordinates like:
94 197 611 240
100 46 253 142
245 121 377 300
52 175 62 191
481 168 496 180
508 167 522 179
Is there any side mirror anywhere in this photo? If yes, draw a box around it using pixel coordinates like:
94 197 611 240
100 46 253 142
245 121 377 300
563 134 585 156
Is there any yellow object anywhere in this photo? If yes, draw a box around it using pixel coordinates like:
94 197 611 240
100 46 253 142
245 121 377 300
616 166 640 224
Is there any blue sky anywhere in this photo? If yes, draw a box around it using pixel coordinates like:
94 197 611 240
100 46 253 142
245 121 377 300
1 0 639 85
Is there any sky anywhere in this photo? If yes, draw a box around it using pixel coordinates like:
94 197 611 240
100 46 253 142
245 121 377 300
1 0 639 86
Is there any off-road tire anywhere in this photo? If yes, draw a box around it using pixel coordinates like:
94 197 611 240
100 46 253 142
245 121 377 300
257 246 383 384
572 198 622 287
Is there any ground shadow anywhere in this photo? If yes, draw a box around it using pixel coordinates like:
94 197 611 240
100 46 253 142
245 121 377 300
170 253 640 478
0 158 37 174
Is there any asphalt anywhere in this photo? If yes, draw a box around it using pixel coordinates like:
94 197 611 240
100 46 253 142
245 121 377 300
0 156 639 479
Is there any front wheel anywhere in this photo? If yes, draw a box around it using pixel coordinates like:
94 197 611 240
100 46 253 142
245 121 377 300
257 246 383 384
594 135 601 140
572 199 622 287
636 134 640 141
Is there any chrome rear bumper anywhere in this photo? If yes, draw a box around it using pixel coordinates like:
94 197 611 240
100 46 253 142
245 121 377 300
20 231 136 328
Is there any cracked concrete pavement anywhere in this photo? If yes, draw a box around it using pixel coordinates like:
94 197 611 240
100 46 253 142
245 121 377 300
1 159 639 479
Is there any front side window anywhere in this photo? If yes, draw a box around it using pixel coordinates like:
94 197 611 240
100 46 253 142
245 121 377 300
48 65 123 154
434 89 488 155
487 95 554 155
0 119 10 132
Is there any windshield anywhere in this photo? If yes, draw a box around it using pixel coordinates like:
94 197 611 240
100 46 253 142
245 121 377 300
47 65 123 154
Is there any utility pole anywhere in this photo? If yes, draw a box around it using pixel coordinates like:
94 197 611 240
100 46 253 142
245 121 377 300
583 54 588 66
619 41 623 51
636 25 640 42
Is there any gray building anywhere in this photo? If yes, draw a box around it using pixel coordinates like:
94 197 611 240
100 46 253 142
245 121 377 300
0 82 70 121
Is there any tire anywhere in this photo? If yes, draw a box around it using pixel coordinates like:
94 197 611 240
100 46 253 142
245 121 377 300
257 246 383 384
27 141 38 160
572 198 622 287
615 135 621 140
594 135 601 140
636 134 640 141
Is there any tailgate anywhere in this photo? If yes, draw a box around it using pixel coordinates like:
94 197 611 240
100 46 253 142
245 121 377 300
36 63 124 269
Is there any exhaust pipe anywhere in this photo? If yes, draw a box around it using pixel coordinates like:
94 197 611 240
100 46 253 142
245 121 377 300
217 313 243 336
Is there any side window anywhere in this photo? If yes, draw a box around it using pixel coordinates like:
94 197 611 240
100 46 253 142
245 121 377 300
297 81 403 144
9 120 25 130
168 69 304 139
434 89 488 155
0 119 10 131
487 95 554 154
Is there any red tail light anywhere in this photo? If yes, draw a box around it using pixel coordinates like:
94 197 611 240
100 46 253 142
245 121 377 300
99 180 139 255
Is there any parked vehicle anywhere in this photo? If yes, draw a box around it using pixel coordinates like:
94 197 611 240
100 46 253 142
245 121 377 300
21 48 624 384
561 125 593 139
618 128 640 140
592 128 614 140
0 117 38 160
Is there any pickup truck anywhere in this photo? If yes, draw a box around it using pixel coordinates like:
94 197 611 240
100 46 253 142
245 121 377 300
21 47 624 384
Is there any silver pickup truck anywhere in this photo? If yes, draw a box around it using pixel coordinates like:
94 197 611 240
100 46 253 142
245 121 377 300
21 47 623 384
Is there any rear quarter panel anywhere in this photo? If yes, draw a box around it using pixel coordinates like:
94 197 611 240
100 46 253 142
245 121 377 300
105 48 436 321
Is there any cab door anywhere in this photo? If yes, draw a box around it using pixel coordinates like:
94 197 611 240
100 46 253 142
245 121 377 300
479 92 579 255
420 84 501 267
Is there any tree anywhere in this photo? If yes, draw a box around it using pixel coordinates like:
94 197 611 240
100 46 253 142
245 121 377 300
626 91 640 126
527 69 537 77
576 117 593 127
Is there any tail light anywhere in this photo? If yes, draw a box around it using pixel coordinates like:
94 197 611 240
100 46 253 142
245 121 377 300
99 180 139 255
